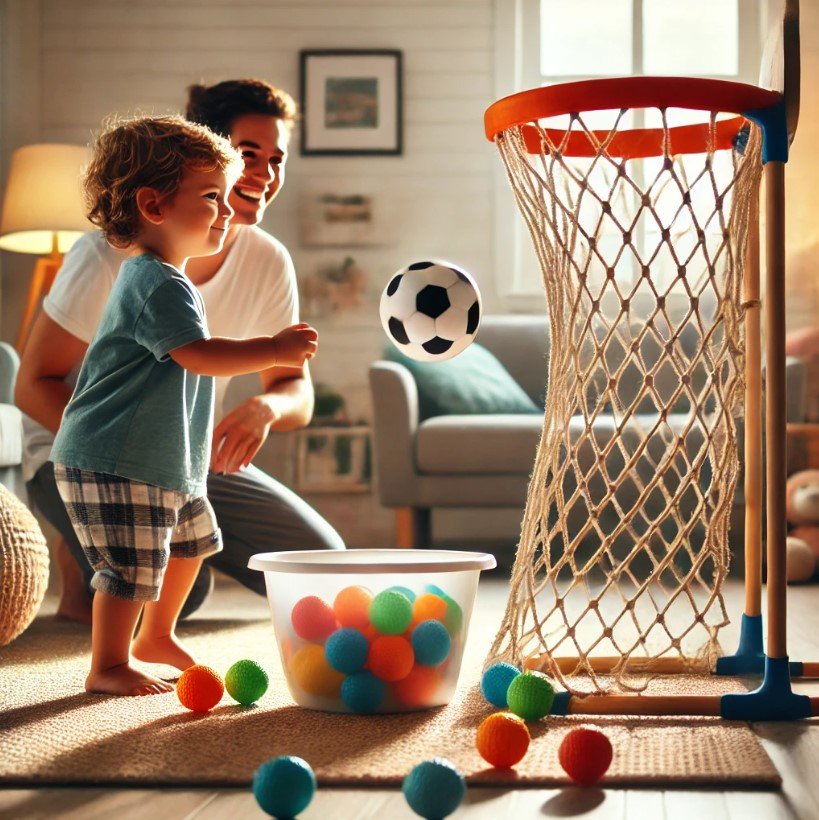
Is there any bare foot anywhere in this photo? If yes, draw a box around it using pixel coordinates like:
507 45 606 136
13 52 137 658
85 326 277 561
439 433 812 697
55 538 93 625
132 632 197 672
85 663 174 696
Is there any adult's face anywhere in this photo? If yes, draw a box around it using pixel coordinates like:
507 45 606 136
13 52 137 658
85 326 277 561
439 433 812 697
227 113 290 226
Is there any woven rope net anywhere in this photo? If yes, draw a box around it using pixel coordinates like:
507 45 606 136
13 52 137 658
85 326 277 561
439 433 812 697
488 108 763 695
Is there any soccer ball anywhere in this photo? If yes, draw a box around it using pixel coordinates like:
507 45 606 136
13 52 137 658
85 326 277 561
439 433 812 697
380 260 481 362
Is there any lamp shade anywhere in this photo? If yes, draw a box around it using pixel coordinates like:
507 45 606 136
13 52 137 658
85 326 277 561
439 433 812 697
0 143 93 254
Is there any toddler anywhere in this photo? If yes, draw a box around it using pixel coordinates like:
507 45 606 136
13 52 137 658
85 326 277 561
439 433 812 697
51 116 317 696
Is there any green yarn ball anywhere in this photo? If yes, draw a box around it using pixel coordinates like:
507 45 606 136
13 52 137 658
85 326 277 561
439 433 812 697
442 595 463 636
225 659 269 705
369 589 413 635
506 671 554 721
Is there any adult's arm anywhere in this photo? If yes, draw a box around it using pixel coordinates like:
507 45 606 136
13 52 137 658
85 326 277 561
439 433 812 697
14 312 88 434
208 361 315 474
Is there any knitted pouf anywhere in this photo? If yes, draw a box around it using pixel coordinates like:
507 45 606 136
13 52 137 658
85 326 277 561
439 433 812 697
0 483 49 645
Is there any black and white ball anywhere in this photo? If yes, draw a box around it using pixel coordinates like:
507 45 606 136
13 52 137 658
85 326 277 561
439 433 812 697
380 260 481 362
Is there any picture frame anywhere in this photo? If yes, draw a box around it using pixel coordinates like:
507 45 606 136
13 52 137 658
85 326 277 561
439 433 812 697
300 50 403 156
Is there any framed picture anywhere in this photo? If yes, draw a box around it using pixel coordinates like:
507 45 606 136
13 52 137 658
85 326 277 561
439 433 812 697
300 50 403 156
298 189 397 247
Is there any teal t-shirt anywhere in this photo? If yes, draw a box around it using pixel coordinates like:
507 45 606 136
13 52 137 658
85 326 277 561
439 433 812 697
51 254 214 495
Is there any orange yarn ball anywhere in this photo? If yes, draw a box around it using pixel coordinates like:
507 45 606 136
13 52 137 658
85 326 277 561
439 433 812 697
392 664 441 707
476 712 530 768
413 593 448 624
289 644 345 697
177 665 224 712
291 595 338 642
558 728 613 785
333 585 373 629
367 635 415 681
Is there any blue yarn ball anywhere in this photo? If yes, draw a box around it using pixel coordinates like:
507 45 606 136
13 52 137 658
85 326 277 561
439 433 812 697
341 671 387 713
325 627 369 674
425 583 447 597
410 619 451 666
481 662 521 707
402 758 466 819
388 584 417 602
252 755 316 818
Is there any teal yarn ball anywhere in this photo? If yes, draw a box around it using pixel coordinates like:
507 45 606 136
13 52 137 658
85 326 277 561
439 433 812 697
410 619 451 666
369 589 413 635
388 584 417 602
252 755 316 818
480 662 521 708
506 671 554 721
402 758 465 819
325 628 369 674
341 670 387 713
225 659 269 706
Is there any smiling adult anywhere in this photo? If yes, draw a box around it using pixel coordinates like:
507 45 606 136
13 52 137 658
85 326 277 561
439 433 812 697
15 79 345 623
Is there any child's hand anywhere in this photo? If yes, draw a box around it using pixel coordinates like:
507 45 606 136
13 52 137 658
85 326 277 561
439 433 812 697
273 323 318 366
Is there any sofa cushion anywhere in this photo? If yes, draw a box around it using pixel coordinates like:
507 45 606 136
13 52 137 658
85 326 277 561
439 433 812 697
416 411 707 476
417 415 543 474
384 343 541 421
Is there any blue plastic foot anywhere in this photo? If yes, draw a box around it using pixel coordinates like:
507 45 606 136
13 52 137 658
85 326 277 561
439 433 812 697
551 690 571 716
716 614 765 675
720 656 812 721
715 614 805 677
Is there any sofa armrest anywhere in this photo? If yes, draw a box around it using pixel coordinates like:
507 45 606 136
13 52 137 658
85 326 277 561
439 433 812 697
369 361 420 507
785 356 807 422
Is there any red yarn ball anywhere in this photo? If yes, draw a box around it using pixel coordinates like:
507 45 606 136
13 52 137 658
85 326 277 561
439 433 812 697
558 728 613 785
291 596 338 642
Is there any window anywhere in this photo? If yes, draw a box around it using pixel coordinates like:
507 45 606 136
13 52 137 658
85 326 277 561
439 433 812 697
493 0 763 302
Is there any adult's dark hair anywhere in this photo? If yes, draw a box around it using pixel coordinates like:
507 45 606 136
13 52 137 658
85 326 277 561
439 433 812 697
185 79 298 137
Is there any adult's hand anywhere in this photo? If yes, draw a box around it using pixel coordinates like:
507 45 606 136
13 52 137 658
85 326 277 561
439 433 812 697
210 395 279 474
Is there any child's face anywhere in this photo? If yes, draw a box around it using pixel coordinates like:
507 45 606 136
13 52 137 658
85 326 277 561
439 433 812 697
160 167 234 258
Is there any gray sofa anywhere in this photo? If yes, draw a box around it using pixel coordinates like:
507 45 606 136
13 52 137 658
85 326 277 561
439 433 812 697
369 314 807 550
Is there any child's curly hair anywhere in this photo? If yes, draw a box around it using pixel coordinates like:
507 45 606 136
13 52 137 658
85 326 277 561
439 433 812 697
84 115 244 248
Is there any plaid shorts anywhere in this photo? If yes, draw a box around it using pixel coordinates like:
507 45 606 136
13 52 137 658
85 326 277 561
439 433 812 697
54 464 222 601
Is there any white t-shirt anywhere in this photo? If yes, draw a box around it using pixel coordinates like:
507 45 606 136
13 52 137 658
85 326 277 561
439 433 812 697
23 226 299 482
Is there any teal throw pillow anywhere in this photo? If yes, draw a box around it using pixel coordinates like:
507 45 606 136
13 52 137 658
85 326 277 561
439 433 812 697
384 342 541 421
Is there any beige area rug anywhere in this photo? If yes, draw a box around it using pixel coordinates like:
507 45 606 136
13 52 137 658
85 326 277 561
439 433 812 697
0 608 780 789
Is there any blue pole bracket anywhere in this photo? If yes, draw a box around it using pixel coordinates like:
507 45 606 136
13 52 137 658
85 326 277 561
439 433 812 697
742 98 789 164
720 656 812 721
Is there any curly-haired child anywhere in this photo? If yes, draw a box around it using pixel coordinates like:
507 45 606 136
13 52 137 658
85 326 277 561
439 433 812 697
51 116 318 696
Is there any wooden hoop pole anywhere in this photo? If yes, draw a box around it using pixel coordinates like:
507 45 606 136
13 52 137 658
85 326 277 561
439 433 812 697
764 161 788 660
525 655 709 675
744 192 763 618
566 695 723 716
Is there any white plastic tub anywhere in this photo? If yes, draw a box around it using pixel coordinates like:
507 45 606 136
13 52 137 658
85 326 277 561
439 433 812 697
248 549 496 713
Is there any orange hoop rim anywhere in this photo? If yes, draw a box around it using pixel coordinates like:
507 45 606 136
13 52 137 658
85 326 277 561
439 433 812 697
485 76 783 159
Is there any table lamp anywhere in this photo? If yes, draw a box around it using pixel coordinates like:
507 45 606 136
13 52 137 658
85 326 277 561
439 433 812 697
0 144 92 349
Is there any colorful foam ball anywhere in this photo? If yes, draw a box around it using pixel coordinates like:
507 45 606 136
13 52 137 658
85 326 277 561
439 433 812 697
252 755 316 818
558 728 613 785
325 627 369 674
176 665 224 712
333 585 373 629
442 595 463 636
289 643 345 697
402 758 466 819
369 589 413 635
410 619 451 666
291 595 338 642
224 659 269 706
393 664 442 708
481 662 521 708
425 583 447 596
506 671 554 721
388 584 417 602
368 634 415 681
341 670 387 713
412 592 448 624
476 712 531 769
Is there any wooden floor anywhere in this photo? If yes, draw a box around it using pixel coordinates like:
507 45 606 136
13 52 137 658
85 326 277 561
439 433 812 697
3 575 819 820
